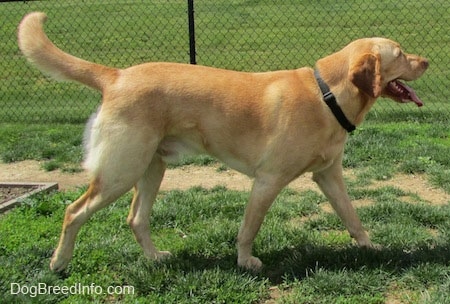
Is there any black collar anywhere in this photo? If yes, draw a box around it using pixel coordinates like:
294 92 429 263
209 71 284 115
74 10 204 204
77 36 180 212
314 69 356 133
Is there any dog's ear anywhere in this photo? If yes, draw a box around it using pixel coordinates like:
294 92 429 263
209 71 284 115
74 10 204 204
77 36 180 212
349 53 382 98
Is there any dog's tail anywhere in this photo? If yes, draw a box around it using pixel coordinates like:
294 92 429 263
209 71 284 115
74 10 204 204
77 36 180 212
18 12 117 92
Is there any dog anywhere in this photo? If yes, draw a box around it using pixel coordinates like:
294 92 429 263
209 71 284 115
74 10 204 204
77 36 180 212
18 12 428 272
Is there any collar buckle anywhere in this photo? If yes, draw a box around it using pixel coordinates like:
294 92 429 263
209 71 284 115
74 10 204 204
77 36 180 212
322 91 335 102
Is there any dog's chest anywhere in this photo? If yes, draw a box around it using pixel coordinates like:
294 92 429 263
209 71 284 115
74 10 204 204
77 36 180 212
306 137 346 172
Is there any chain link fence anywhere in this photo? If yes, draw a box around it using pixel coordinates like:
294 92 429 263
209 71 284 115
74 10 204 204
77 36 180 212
1 0 448 123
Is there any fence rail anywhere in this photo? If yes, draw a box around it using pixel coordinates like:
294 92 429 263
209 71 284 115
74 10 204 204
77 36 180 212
1 0 448 123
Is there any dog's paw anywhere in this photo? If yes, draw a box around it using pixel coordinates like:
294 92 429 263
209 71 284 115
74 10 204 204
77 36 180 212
237 256 263 272
357 240 382 251
156 250 172 260
50 255 70 272
146 250 172 262
366 243 382 250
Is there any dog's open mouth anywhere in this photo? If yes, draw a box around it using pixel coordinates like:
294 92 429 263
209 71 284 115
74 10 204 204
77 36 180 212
385 80 423 107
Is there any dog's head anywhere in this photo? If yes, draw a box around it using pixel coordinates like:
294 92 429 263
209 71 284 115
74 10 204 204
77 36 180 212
347 38 429 106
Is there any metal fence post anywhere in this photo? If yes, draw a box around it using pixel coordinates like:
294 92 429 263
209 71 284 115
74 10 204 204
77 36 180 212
187 0 196 64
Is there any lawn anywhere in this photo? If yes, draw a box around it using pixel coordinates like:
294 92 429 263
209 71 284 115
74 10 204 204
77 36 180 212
1 0 449 303
1 172 450 303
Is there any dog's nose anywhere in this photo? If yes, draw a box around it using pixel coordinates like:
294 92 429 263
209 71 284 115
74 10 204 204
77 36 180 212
421 59 429 69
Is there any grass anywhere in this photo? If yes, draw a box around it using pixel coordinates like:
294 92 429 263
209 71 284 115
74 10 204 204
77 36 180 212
0 124 84 172
1 186 450 303
0 0 449 303
344 111 450 193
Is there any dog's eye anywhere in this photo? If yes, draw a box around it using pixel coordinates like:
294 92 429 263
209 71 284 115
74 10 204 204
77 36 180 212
393 47 402 57
393 48 407 60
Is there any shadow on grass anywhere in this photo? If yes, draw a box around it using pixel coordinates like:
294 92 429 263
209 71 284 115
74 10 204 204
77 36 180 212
261 242 450 283
118 241 450 287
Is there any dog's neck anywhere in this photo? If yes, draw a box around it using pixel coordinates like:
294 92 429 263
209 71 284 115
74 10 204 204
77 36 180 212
315 56 377 127
314 70 355 133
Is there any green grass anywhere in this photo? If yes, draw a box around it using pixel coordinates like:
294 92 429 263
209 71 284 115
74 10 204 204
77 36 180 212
344 111 450 192
0 124 84 172
1 186 450 303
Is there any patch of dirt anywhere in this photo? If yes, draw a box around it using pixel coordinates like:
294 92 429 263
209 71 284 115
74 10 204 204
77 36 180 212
0 160 448 206
370 174 449 205
0 185 37 204
0 161 89 191
0 160 317 192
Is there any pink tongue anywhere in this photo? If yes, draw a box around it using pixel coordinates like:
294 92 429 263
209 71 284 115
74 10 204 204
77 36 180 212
397 80 424 107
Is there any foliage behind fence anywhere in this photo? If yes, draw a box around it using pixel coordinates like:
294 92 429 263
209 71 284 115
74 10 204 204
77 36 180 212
1 0 448 123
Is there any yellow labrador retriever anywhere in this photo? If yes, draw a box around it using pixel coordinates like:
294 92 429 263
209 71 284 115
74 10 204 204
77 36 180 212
18 12 428 272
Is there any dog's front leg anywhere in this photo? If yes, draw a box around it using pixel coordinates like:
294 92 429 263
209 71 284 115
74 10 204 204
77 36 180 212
237 175 285 271
312 158 373 248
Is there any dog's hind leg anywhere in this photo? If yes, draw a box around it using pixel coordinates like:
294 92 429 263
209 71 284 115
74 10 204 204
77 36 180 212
127 154 172 261
50 129 160 272
49 177 136 272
